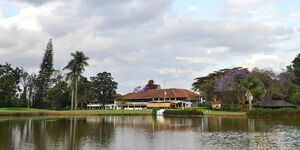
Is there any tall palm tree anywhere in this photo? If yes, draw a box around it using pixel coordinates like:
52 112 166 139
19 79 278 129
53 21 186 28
64 51 89 110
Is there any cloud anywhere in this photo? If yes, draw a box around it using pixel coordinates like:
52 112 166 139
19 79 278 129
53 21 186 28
188 6 200 12
0 0 298 93
240 53 287 71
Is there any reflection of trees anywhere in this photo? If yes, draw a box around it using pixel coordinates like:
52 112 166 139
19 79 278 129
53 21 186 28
2 116 300 149
0 117 115 150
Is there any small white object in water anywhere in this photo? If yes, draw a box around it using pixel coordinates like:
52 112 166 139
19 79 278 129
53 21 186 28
156 109 165 116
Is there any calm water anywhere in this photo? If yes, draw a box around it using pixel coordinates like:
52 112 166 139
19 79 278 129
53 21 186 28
0 116 300 150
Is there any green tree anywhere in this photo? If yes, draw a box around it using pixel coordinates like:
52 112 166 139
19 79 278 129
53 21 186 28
287 84 300 105
64 51 89 110
77 77 92 109
251 68 280 100
240 75 264 110
91 72 118 109
47 81 70 110
116 96 127 109
0 63 21 107
288 53 300 85
192 69 229 103
34 39 54 108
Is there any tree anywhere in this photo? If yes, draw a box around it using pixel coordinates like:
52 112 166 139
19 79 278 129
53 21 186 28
0 63 21 107
47 81 70 110
287 84 300 105
277 71 295 99
192 68 232 103
288 53 300 85
240 75 264 110
64 51 89 110
34 39 54 108
214 68 250 105
116 96 127 109
91 72 118 109
77 77 92 109
251 68 280 100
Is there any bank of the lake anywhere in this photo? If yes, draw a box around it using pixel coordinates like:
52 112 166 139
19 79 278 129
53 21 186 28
247 108 300 118
0 108 248 117
0 108 152 116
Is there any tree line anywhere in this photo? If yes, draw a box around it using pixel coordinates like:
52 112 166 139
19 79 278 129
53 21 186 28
192 53 300 109
0 39 117 110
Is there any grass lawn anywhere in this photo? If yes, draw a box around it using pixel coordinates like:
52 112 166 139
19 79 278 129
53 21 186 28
0 108 245 116
0 108 151 115
198 109 246 115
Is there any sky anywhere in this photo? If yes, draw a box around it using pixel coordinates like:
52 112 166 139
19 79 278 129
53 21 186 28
0 0 299 94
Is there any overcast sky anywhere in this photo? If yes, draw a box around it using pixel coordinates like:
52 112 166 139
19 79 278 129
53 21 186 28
0 0 299 94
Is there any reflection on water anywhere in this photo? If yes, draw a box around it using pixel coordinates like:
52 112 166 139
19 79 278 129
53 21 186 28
0 116 300 150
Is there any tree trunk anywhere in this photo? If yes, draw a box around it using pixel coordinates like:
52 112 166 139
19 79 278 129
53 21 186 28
75 76 78 110
71 82 74 110
248 91 252 111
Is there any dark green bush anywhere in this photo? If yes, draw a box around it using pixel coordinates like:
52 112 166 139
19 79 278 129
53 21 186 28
176 107 206 110
220 105 241 112
164 109 203 116
247 108 300 117
152 107 160 116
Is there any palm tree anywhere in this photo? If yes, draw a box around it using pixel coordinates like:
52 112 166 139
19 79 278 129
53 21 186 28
64 51 89 110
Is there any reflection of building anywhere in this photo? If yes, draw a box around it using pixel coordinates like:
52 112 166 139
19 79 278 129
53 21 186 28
122 88 201 109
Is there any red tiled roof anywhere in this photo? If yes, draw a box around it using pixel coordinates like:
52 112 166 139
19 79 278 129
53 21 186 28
123 88 200 101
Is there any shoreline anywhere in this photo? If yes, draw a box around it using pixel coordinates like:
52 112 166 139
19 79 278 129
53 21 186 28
0 112 246 117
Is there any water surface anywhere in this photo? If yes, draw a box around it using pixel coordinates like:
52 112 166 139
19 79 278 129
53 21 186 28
0 116 300 150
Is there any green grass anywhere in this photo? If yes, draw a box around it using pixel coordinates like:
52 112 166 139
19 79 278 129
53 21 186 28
0 108 54 113
0 108 246 116
0 108 151 115
198 109 246 115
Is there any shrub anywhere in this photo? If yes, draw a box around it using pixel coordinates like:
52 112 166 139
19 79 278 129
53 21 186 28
247 108 300 117
152 107 160 116
164 109 203 116
176 107 206 110
220 105 241 112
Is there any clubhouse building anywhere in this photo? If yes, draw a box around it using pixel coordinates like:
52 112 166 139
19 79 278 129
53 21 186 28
120 88 201 109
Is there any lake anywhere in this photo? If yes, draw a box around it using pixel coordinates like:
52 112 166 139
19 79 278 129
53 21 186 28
0 116 300 150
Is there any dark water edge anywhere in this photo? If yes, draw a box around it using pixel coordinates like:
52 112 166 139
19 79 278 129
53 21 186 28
0 116 300 150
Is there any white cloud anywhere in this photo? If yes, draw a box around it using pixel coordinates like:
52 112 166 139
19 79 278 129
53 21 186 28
240 53 287 71
0 0 298 93
188 6 200 12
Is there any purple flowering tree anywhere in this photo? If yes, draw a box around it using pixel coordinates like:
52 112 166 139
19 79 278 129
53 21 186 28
214 68 250 104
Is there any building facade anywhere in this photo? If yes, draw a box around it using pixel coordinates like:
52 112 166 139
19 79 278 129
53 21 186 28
121 88 201 109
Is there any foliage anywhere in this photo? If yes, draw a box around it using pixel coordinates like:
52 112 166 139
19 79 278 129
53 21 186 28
77 77 92 109
163 109 203 116
287 84 300 105
34 39 54 108
64 51 89 110
247 108 300 117
251 68 280 100
192 68 232 102
116 96 128 109
133 80 160 93
288 53 300 85
47 81 70 110
240 75 264 104
220 105 241 112
91 72 118 109
214 68 250 92
0 63 22 107
152 107 160 115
